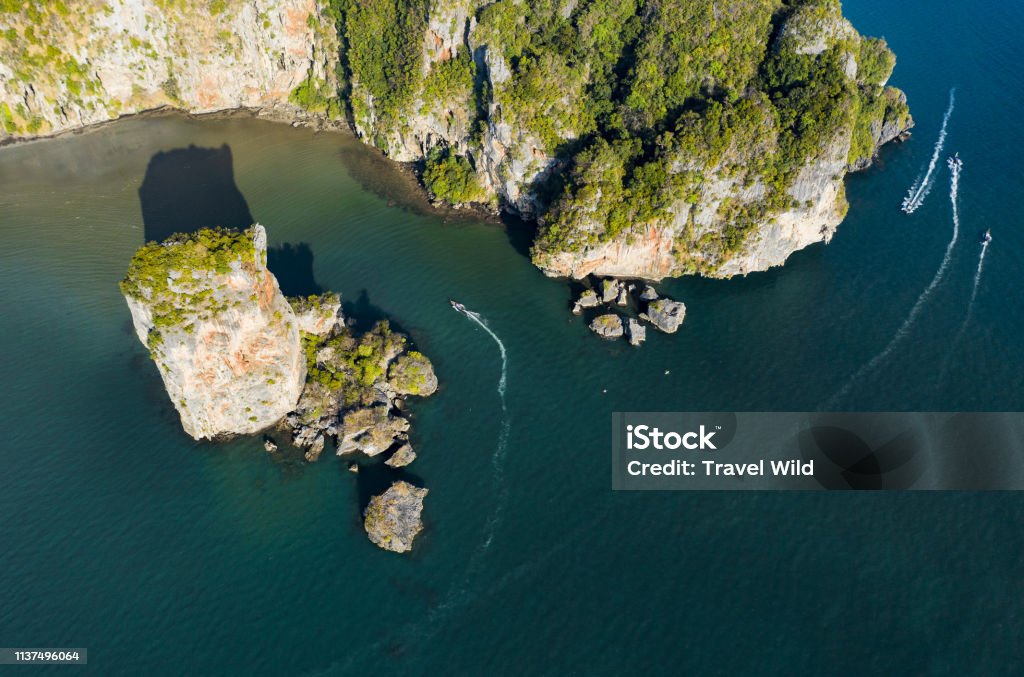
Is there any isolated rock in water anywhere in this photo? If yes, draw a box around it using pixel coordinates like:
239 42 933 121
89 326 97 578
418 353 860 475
627 319 646 347
643 299 686 334
590 314 624 339
385 443 417 468
388 352 438 396
263 438 278 453
574 289 600 313
290 293 343 337
120 225 305 440
639 285 659 301
364 481 427 553
601 279 621 303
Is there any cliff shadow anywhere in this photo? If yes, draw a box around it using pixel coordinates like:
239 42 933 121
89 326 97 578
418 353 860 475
266 242 324 298
342 289 410 336
138 143 254 243
500 211 538 263
138 143 325 298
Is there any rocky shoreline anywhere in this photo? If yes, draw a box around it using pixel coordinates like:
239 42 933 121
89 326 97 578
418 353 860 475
575 278 687 345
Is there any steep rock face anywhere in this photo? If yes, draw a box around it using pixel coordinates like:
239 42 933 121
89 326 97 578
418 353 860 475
338 0 910 279
121 225 306 440
0 0 339 141
529 1 911 280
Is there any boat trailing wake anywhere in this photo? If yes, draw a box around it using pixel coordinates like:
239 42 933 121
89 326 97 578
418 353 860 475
461 309 510 551
902 88 956 214
826 157 962 409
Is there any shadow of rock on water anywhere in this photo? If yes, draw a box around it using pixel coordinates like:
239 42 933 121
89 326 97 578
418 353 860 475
342 289 410 336
267 242 324 297
139 143 254 243
500 211 538 263
352 458 425 515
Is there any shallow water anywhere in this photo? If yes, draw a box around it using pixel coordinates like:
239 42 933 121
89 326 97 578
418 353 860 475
2 0 1023 672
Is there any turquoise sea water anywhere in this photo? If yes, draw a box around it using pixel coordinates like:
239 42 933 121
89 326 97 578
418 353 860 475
2 1 1023 673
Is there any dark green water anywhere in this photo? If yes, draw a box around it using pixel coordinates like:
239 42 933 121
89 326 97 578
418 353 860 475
2 1 1023 672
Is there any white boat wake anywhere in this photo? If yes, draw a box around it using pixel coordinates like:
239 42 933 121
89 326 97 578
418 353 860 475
461 309 510 551
826 157 962 409
939 240 989 384
901 88 956 214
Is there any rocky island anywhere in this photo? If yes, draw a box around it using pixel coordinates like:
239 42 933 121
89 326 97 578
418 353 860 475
120 225 435 552
2 0 909 284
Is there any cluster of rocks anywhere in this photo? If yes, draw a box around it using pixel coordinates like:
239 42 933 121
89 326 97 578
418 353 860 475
121 225 435 554
574 278 686 345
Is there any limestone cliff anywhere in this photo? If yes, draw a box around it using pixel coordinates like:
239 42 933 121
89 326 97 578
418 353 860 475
120 225 306 440
0 0 339 140
4 0 912 282
335 0 911 279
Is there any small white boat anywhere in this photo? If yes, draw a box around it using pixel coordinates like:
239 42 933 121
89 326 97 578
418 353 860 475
981 228 992 244
947 152 962 170
449 299 466 313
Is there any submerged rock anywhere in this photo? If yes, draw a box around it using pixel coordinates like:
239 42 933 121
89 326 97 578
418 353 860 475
120 225 305 440
385 443 417 468
364 481 428 553
627 319 646 347
642 299 686 334
590 314 624 339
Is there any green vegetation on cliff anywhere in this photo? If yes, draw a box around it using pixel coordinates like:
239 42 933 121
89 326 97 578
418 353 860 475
302 320 410 406
120 227 258 347
422 146 487 205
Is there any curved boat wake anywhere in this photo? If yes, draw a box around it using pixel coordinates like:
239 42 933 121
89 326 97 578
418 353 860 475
461 309 510 551
308 307 512 675
826 158 962 409
901 88 956 214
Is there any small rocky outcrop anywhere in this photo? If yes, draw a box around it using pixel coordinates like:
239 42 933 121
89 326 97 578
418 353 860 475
626 319 646 347
290 293 343 336
590 314 624 339
385 443 417 468
363 481 428 553
601 279 622 303
572 289 600 314
120 225 305 440
642 299 687 334
639 285 659 301
337 406 410 457
388 352 438 396
286 318 432 472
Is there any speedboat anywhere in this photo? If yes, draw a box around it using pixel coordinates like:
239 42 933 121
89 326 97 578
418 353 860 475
449 299 466 313
981 228 992 244
947 152 962 170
